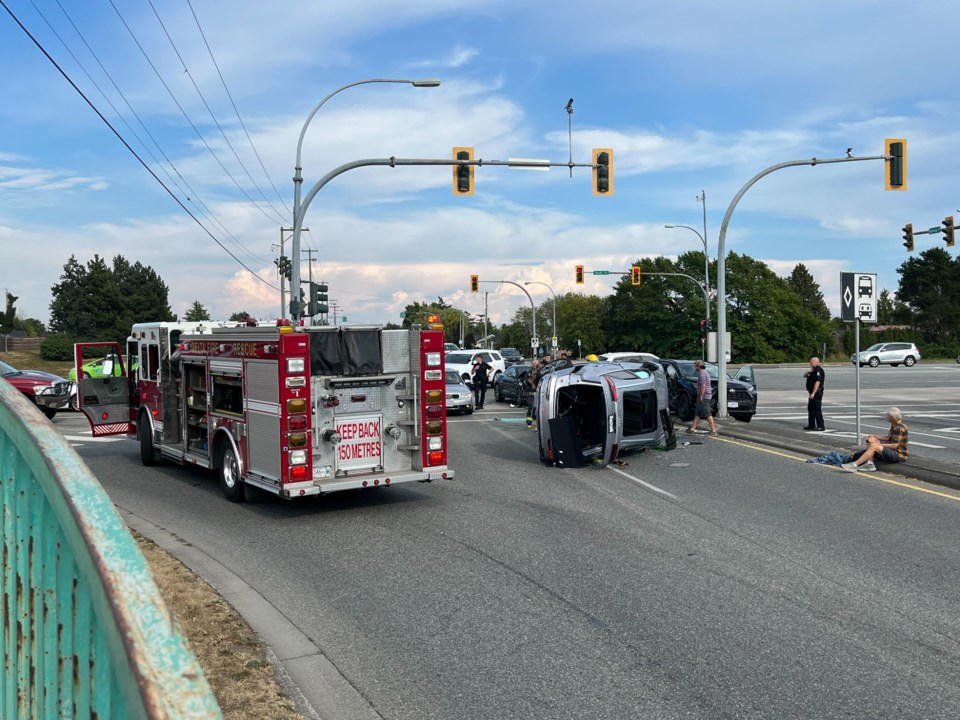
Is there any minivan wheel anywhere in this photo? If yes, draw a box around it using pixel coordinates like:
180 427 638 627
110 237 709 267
904 356 916 367
868 356 880 367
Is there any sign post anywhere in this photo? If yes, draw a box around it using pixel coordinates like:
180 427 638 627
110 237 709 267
840 271 878 441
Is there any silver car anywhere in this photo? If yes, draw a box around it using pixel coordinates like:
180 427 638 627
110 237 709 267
535 359 676 468
851 342 921 368
445 370 474 415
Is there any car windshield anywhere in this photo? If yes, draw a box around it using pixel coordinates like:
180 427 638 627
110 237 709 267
0 360 19 376
445 370 464 384
446 353 472 364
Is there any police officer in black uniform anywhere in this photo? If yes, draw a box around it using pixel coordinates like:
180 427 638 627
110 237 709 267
804 356 825 431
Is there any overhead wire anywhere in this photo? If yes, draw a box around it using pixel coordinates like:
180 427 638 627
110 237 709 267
146 0 290 226
37 0 267 269
0 0 278 290
184 0 290 218
107 0 288 228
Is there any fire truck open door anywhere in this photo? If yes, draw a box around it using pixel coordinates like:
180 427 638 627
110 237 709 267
74 341 132 437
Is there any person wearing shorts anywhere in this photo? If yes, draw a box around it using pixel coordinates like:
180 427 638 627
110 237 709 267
687 360 717 436
840 407 909 472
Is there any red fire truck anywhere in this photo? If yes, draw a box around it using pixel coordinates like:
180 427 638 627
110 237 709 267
75 320 454 502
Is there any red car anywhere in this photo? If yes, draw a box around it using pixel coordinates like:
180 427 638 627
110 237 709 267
0 359 73 419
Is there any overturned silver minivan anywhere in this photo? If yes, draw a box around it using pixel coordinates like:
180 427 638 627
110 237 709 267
534 359 676 468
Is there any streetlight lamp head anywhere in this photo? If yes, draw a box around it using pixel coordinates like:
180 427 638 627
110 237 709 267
664 224 676 228
412 79 441 87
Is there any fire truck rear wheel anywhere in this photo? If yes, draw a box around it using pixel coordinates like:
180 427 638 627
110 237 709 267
219 444 245 503
138 414 157 466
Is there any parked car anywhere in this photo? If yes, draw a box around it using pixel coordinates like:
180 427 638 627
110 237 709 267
499 347 524 366
67 352 132 380
445 370 474 415
597 351 660 363
851 342 921 367
445 350 506 386
493 363 533 404
0 359 73 419
535 358 676 468
444 342 460 353
659 359 757 423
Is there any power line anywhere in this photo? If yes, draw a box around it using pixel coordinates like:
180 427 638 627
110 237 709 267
107 0 288 227
185 0 290 217
146 0 289 225
0 0 278 291
35 0 267 269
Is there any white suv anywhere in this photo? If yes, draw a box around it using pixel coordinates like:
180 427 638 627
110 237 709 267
445 350 506 386
851 342 921 368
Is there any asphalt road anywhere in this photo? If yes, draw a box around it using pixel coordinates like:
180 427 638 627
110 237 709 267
56 405 960 720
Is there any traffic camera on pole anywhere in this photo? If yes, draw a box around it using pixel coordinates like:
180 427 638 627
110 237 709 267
942 216 955 247
902 223 914 252
470 274 479 293
592 148 613 196
453 147 475 195
575 265 584 284
884 138 907 191
631 266 641 286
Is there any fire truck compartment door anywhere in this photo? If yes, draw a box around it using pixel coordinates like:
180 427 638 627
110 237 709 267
78 376 131 436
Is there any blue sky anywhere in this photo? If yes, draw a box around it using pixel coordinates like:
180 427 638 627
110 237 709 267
1 0 956 330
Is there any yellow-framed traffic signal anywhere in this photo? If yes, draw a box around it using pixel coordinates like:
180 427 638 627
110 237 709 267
453 146 475 195
884 138 907 191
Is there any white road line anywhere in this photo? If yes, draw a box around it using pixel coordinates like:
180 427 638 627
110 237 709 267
606 465 677 499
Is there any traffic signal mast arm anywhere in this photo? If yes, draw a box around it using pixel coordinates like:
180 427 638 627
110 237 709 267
289 153 617 317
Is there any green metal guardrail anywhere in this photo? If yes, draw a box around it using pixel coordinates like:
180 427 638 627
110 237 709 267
0 378 221 718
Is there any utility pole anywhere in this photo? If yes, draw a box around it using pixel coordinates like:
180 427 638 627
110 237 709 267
484 292 489 347
278 226 307 320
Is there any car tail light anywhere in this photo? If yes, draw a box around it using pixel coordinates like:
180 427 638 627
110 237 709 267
289 465 308 481
604 375 619 401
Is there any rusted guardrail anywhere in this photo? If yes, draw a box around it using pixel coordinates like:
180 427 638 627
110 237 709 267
0 378 221 718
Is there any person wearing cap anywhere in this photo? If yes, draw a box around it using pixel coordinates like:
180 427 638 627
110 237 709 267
687 359 718 436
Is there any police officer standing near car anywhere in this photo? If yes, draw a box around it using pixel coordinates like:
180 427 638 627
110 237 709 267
804 356 825 431
471 356 492 409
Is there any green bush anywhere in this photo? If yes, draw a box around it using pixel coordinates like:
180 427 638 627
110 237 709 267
40 335 75 361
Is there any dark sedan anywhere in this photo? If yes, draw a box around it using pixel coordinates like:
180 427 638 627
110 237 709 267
659 359 757 423
493 363 532 404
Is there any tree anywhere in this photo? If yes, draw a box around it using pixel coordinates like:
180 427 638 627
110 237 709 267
787 263 830 321
229 310 251 322
49 254 175 342
894 247 960 347
184 300 211 321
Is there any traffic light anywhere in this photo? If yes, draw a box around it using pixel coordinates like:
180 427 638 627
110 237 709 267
902 223 914 252
453 146 474 195
308 282 329 316
592 148 613 195
275 255 292 281
884 138 907 191
575 264 584 284
470 274 479 293
631 266 641 286
942 215 955 248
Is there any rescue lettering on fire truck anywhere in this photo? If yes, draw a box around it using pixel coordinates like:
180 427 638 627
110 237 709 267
74 319 454 502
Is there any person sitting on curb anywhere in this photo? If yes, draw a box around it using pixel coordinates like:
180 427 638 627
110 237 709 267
840 406 909 473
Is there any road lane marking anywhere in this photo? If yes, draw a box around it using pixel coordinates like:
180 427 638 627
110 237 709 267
606 465 677 499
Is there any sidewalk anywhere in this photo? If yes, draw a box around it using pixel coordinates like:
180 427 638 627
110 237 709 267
714 417 960 492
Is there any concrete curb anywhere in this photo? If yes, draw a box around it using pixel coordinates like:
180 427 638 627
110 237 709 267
120 511 381 720
714 419 960 492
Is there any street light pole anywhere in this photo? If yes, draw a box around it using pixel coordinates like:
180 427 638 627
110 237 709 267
524 281 557 355
665 221 710 359
289 77 440 320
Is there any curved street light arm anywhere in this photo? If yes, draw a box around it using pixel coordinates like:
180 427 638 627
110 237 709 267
715 154 884 415
524 281 557 354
